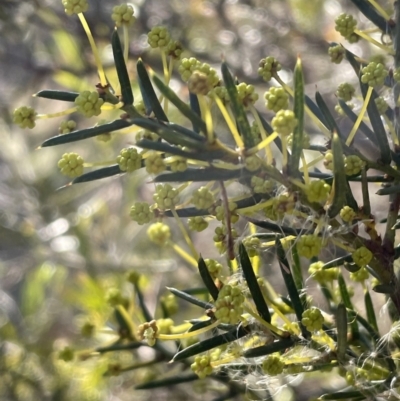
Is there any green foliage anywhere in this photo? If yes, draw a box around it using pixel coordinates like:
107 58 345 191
13 1 400 400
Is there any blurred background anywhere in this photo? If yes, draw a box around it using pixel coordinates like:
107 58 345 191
0 0 393 400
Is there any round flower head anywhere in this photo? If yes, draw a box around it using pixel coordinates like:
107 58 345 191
271 110 298 136
111 4 136 27
352 246 372 267
13 106 36 129
74 90 104 118
328 44 345 64
258 56 281 82
336 83 355 102
188 216 208 232
302 307 324 332
344 155 364 176
130 202 154 225
59 120 77 134
236 83 259 108
145 151 166 174
191 355 214 379
306 180 331 203
188 71 212 95
147 26 171 49
214 284 245 324
361 62 388 87
58 152 84 178
262 354 285 376
335 13 357 40
340 206 357 223
117 148 142 172
62 0 88 16
153 184 180 210
264 86 289 112
191 187 215 210
147 222 171 246
375 96 389 114
296 234 323 259
166 40 183 60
